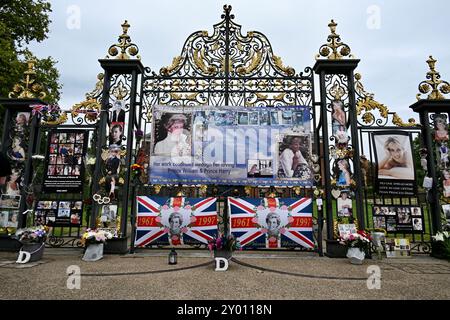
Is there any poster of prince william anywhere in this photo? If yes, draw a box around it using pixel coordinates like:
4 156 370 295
149 105 314 187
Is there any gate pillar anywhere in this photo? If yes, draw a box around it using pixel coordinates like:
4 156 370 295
91 21 144 243
410 56 450 234
313 20 365 256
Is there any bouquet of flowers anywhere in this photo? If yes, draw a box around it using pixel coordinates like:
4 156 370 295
431 231 450 260
208 234 242 252
339 230 372 251
15 226 48 244
81 228 113 246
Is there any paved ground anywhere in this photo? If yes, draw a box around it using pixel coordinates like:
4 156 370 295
0 249 449 300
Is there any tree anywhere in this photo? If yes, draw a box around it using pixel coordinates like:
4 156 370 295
0 0 61 103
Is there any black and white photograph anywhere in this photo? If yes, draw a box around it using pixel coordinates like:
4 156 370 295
373 216 385 229
100 204 118 227
372 131 416 196
277 135 311 179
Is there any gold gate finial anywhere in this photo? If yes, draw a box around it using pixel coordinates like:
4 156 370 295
8 54 47 99
316 19 353 60
107 20 140 60
416 55 450 100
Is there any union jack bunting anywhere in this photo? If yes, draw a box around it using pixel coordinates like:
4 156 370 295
135 197 218 247
228 197 314 249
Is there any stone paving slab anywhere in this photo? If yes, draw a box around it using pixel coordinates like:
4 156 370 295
0 250 449 300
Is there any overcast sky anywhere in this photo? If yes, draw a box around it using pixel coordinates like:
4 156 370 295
28 0 450 121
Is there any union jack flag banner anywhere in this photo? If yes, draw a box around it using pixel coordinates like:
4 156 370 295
135 197 218 247
228 197 314 249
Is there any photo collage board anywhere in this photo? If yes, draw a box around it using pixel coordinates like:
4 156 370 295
43 130 88 193
34 200 83 227
372 205 424 233
0 111 32 232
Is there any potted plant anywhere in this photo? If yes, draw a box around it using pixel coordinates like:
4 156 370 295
81 228 113 261
339 230 372 264
15 226 48 262
207 234 241 260
431 231 450 261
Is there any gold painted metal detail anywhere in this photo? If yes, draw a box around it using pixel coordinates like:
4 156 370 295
329 81 346 100
112 81 129 100
316 20 353 60
86 73 104 99
237 50 263 75
160 56 183 76
153 185 162 194
355 73 419 127
193 48 218 75
392 113 418 127
271 55 295 76
8 55 47 99
416 56 450 100
107 20 140 60
71 98 101 120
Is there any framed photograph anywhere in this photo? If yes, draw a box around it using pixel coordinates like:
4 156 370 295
237 112 248 125
0 194 21 209
434 114 449 142
372 131 417 196
337 191 352 217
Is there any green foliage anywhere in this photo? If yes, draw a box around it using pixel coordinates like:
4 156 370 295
0 0 61 103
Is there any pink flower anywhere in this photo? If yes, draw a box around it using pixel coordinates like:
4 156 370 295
181 227 188 233
172 235 179 241
288 216 294 223
173 206 180 212
163 227 169 233
268 237 277 243
155 216 161 222
162 205 169 210
260 228 268 234
257 205 265 211
185 205 192 210
279 227 286 234
190 216 197 223
251 217 258 224
281 205 288 211
269 207 277 213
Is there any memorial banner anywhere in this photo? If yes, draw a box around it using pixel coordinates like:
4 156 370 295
43 130 88 193
228 197 314 249
372 131 417 196
149 105 313 186
135 197 218 247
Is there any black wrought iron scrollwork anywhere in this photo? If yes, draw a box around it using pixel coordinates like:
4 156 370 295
142 5 314 109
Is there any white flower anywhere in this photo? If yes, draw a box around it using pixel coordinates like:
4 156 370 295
433 232 444 242
32 155 45 160
87 157 96 165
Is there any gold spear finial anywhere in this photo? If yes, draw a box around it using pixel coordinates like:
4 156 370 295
316 19 353 60
416 55 450 100
107 20 140 60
